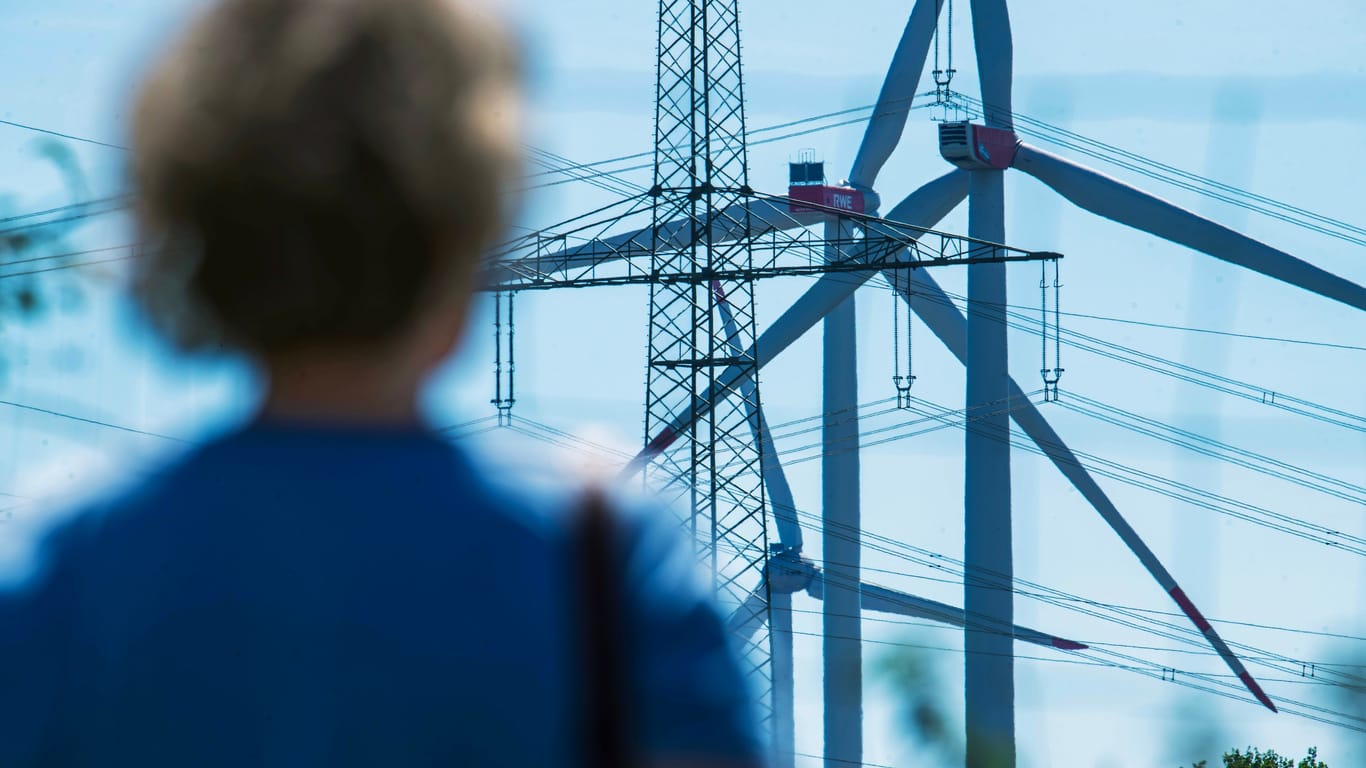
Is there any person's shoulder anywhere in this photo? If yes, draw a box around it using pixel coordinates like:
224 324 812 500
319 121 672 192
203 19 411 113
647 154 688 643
454 436 609 538
0 440 199 593
451 430 688 552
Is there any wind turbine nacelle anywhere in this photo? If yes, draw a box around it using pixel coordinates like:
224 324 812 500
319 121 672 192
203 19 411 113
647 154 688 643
939 121 1019 170
786 184 866 219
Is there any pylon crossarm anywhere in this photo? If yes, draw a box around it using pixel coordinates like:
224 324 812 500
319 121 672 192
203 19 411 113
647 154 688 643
479 188 1056 292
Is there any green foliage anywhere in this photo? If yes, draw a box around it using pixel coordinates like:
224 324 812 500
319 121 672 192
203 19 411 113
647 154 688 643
0 139 88 327
876 638 962 763
1186 746 1325 768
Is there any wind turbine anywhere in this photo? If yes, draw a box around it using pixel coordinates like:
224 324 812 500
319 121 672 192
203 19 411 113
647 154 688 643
484 0 1366 765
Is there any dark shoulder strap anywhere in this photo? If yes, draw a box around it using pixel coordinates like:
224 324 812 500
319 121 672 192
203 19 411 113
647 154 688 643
577 487 630 768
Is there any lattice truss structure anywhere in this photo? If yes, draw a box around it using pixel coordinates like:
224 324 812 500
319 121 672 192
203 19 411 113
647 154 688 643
478 0 1366 754
478 0 1058 735
646 0 769 704
481 0 1366 766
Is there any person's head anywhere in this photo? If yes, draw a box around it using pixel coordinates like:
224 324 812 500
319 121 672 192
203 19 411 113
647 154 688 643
130 0 520 413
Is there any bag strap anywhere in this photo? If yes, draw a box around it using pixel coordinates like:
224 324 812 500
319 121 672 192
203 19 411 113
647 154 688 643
577 488 630 768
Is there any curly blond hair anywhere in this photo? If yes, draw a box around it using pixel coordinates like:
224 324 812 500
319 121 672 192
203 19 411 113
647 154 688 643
130 0 520 353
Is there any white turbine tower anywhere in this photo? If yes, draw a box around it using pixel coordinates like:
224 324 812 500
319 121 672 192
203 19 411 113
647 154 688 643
485 1 1366 766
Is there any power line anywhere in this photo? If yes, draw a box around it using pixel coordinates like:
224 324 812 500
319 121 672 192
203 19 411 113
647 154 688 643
0 118 128 151
895 394 1366 556
0 255 131 280
520 96 918 182
919 287 1366 434
7 81 1362 253
520 88 1363 250
522 99 930 192
793 752 897 768
836 500 1366 699
1051 309 1366 353
0 243 136 269
0 399 186 443
927 291 1366 352
954 93 1366 248
0 195 131 226
1057 392 1365 504
479 414 1362 648
0 201 132 239
465 416 1366 727
780 604 1364 670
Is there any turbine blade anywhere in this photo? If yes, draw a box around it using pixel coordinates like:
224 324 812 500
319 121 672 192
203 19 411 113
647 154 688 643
713 280 803 552
622 170 969 478
727 584 769 642
896 265 1278 712
857 581 1086 651
1014 143 1366 312
848 0 943 191
969 0 1014 129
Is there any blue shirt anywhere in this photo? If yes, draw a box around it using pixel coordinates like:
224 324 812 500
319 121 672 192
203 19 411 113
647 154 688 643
0 421 762 766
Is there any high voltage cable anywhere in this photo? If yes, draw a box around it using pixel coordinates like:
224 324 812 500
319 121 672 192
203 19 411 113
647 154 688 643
9 95 1360 578
1042 309 1366 353
485 419 1350 652
458 419 1366 726
6 85 1362 250
917 287 1366 433
10 67 1364 732
0 243 136 271
1057 394 1365 504
963 94 1366 239
953 93 1366 247
525 144 646 198
481 384 1364 561
776 552 1366 668
524 88 1361 248
756 547 1366 731
0 399 186 442
29 397 1349 675
889 285 1365 352
0 255 131 280
792 753 897 768
520 429 1366 721
763 536 1366 645
797 509 1366 702
721 378 1363 507
714 384 1364 549
811 534 1365 698
521 95 920 181
710 460 1366 696
445 288 1362 556
0 118 128 151
523 101 930 192
894 395 1366 556
780 604 1362 671
0 200 132 240
0 195 131 226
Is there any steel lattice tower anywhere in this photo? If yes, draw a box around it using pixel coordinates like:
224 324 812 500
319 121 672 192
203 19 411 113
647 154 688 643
644 0 773 714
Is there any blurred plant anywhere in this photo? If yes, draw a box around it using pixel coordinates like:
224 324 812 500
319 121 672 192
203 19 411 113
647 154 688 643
1165 696 1226 767
0 138 91 323
879 634 1027 765
876 636 1011 767
1330 646 1366 756
0 138 98 388
1186 746 1327 767
877 640 960 761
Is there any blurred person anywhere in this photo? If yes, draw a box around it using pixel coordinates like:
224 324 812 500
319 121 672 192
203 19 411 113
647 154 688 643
0 1 763 766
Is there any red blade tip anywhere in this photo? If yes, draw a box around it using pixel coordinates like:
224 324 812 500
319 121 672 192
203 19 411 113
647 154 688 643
1239 671 1278 713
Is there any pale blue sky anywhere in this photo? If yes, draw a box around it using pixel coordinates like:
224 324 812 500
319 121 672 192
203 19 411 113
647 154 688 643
1 1 1364 766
